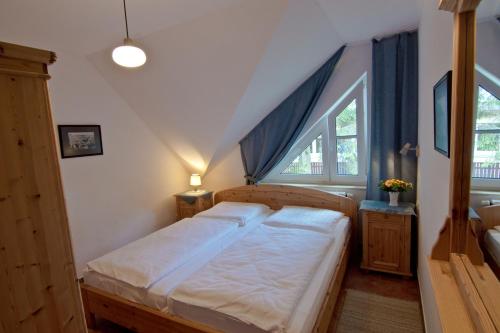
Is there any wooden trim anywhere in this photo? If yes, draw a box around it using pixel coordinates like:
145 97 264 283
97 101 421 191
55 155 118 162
0 68 51 79
428 258 476 333
449 254 497 333
439 0 481 13
0 41 56 65
0 41 86 332
429 255 500 333
431 6 483 265
81 284 221 333
460 256 500 331
81 185 353 332
448 10 476 254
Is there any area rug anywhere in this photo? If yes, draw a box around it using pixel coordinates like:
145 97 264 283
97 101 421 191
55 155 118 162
335 289 424 333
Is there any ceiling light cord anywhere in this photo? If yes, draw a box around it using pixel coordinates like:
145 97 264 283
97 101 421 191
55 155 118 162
112 0 146 68
123 0 129 39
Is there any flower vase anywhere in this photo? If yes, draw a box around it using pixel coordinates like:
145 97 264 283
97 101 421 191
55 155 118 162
389 192 399 206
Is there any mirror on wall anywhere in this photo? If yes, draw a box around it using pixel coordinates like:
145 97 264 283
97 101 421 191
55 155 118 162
473 0 500 281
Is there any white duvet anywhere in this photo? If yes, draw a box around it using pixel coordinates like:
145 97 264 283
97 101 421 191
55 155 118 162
86 217 240 288
169 222 341 332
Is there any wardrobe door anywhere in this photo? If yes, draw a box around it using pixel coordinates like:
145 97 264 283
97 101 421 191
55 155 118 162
0 42 86 332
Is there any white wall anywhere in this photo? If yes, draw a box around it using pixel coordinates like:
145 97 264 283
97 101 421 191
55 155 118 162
49 50 189 275
203 148 246 191
208 0 344 170
89 0 287 175
417 2 452 332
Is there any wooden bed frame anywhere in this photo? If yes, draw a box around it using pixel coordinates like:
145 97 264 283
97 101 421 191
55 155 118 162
81 184 357 333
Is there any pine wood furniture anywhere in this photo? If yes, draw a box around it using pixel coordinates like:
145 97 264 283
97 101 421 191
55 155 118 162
0 41 86 331
81 184 356 333
175 190 214 220
477 204 500 278
360 200 415 277
429 1 500 332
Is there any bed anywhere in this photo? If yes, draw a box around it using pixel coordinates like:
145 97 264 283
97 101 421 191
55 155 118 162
478 204 500 279
80 184 357 333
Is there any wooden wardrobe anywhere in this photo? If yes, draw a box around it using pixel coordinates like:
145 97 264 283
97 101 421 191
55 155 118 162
0 42 86 332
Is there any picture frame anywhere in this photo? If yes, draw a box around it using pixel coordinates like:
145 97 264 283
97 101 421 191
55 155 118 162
58 125 103 158
433 71 452 157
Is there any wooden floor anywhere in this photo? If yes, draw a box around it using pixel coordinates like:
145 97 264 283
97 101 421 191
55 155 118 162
89 258 422 333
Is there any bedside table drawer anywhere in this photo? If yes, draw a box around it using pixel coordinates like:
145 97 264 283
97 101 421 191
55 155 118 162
177 199 196 209
366 211 403 223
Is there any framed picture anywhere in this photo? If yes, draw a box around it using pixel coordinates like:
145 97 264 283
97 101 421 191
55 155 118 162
433 71 452 157
58 125 103 158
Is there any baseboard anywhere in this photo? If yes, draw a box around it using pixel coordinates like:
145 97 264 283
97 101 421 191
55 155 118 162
417 270 429 332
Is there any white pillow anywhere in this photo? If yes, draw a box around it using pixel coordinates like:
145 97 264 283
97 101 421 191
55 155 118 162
263 205 344 234
494 225 500 232
195 201 270 226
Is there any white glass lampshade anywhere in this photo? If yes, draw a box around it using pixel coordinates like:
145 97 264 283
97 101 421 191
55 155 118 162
190 174 202 187
112 39 147 68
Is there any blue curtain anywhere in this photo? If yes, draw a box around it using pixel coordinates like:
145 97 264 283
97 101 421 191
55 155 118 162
366 31 418 203
239 45 346 184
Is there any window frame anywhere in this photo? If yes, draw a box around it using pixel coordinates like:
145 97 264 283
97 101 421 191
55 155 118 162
328 82 367 185
471 67 500 190
264 74 368 185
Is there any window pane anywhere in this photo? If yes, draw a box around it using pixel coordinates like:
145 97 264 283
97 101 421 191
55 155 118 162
282 135 323 175
476 86 500 130
336 100 357 136
473 132 500 179
337 137 358 175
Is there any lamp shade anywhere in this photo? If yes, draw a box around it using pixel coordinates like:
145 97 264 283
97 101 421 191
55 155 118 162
190 174 202 187
112 39 147 68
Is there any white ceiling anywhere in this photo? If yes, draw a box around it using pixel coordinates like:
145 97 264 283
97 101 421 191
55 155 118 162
0 0 243 53
1 0 425 174
316 0 420 42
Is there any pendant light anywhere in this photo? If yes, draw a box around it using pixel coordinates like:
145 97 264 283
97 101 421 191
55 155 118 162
112 0 147 68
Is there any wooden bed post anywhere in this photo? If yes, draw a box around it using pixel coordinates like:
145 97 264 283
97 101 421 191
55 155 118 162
431 0 484 264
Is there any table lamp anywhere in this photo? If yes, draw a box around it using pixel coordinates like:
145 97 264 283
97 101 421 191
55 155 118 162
190 174 202 192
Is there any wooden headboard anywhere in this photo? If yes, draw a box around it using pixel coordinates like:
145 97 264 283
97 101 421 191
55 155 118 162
477 204 500 231
214 184 357 225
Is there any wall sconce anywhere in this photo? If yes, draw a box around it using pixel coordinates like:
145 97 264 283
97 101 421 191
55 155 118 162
400 142 420 157
190 174 202 192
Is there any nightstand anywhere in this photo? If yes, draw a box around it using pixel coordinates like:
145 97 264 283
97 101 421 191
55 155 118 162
175 190 214 220
360 200 416 277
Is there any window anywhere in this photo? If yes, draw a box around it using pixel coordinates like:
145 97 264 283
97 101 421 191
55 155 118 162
335 100 359 176
265 74 367 185
282 134 324 175
472 66 500 188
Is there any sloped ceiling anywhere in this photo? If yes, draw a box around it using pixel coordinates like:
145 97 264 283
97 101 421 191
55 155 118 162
317 0 420 42
1 0 422 175
0 0 246 54
88 0 288 172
